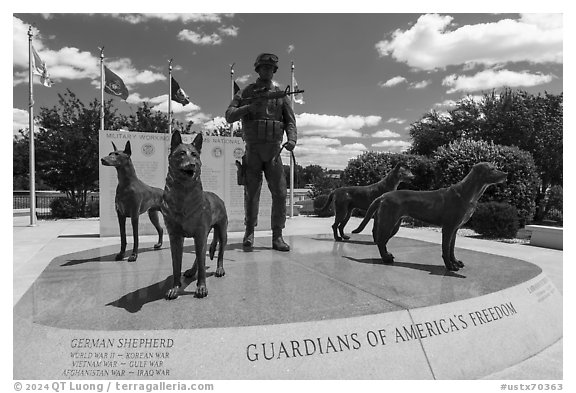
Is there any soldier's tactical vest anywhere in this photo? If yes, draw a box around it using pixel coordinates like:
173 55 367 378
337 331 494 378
241 84 285 144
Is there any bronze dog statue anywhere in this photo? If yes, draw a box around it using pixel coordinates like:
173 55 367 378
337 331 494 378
101 141 164 262
352 162 507 271
319 163 414 241
162 131 228 299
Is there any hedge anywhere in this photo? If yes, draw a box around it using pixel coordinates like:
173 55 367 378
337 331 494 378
467 202 519 238
342 152 435 191
433 139 539 225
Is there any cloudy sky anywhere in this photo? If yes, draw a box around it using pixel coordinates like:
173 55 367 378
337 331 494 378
12 11 563 169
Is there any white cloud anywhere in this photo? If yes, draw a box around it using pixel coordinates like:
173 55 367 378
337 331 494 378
297 113 381 130
218 25 239 37
188 112 213 124
410 79 431 89
236 74 251 84
298 136 341 146
375 13 562 70
372 129 401 138
203 116 229 132
13 108 29 135
140 94 201 114
386 117 406 124
300 129 363 138
519 13 562 30
14 17 164 88
178 30 223 45
379 76 407 87
293 142 368 170
111 13 231 24
435 99 457 108
371 140 412 151
443 69 555 93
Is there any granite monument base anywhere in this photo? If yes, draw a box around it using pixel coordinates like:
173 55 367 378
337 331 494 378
13 234 562 379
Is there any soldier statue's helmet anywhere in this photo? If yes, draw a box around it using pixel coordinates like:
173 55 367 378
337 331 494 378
254 53 278 73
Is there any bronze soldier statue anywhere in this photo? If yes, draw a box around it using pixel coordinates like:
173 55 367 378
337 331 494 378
225 53 297 252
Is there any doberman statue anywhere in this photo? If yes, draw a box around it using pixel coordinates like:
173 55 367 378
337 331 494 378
352 162 507 271
101 141 163 262
318 163 414 241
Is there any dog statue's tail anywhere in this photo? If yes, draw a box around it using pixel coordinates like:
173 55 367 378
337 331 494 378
317 190 335 213
351 197 381 234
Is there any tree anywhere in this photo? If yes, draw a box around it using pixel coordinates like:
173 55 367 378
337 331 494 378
408 88 562 220
342 151 435 191
204 118 243 137
434 139 540 225
123 102 169 133
283 163 305 188
30 89 108 214
408 110 457 156
301 164 325 186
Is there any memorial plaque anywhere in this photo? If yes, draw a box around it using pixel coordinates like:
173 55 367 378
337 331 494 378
99 130 271 236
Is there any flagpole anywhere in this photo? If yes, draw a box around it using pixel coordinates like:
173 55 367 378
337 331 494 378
230 63 235 99
230 63 235 135
168 59 173 134
289 61 295 218
28 26 37 226
99 46 104 132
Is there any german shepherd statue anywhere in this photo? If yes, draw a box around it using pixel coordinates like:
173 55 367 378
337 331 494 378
101 141 164 262
319 163 414 241
162 131 228 299
352 162 507 271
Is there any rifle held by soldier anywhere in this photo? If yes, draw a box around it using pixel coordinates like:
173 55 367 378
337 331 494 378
241 85 305 104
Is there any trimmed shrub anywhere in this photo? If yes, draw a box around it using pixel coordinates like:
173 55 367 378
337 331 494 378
434 139 539 226
545 208 563 223
313 194 334 217
86 198 100 217
545 185 562 214
50 197 78 218
468 202 519 238
297 199 315 215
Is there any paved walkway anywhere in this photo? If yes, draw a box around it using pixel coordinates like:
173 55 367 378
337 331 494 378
13 215 563 379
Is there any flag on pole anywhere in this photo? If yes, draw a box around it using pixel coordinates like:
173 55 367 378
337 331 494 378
104 66 129 100
233 80 240 95
293 78 304 104
31 45 53 87
171 76 190 106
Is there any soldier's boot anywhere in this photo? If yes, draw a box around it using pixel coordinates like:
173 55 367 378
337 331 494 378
243 226 255 249
272 229 290 252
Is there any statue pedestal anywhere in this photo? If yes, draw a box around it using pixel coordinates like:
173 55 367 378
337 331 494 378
13 234 562 379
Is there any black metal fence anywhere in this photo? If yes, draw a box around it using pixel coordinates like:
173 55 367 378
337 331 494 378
13 191 99 218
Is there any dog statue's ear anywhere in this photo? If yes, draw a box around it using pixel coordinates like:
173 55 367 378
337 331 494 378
192 133 203 153
111 141 118 152
124 141 132 156
170 131 183 153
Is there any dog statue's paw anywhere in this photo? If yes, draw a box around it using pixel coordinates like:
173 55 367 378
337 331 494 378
446 263 460 272
128 253 138 262
215 267 225 277
115 252 125 261
341 234 351 240
381 253 395 264
183 267 197 278
195 285 208 298
166 286 181 300
454 259 465 268
153 242 162 250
